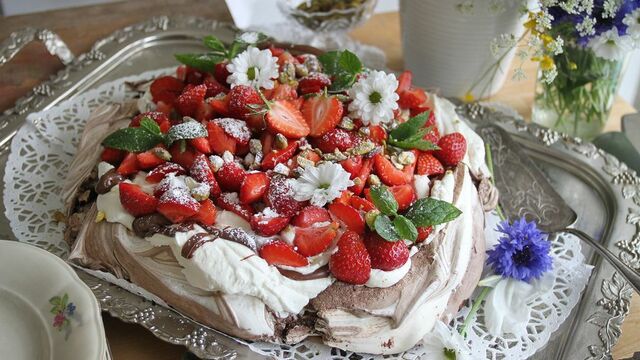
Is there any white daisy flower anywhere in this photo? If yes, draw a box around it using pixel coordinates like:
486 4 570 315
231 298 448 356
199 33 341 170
226 47 279 89
238 31 260 44
347 70 399 126
422 321 473 360
588 27 634 61
293 162 354 207
623 8 640 44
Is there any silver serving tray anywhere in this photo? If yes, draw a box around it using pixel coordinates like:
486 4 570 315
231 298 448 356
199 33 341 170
1 15 637 360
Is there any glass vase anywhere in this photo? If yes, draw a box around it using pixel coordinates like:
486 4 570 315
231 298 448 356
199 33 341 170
531 44 624 140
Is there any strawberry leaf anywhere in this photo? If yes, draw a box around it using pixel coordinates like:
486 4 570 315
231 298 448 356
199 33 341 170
404 198 462 227
393 215 418 241
369 185 398 216
374 214 400 242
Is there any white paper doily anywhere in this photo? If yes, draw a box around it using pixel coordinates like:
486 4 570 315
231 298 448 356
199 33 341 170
4 69 593 359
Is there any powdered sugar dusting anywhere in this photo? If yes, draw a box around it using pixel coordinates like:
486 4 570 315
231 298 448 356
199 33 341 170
214 118 251 143
221 192 240 204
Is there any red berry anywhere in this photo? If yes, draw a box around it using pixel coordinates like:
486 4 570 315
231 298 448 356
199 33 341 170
150 76 184 105
117 153 139 176
190 199 218 226
259 240 308 267
298 73 331 95
119 182 158 217
130 112 171 133
209 95 230 117
301 95 343 137
203 74 228 98
190 154 221 198
329 231 371 285
349 158 373 195
176 84 207 117
216 192 254 221
213 118 251 145
101 147 125 165
265 100 310 139
189 137 212 154
157 188 201 223
350 196 375 212
216 161 246 192
264 175 304 217
292 206 332 228
136 151 165 170
373 153 412 186
146 162 186 183
328 202 365 234
228 85 263 120
340 155 363 179
239 172 269 204
206 121 237 155
169 143 198 169
398 87 427 109
416 152 444 176
214 62 231 85
416 226 433 243
313 128 357 153
294 222 338 256
261 140 299 170
389 184 417 211
364 233 410 271
250 213 291 236
267 83 298 101
396 70 412 94
368 125 387 144
434 132 467 166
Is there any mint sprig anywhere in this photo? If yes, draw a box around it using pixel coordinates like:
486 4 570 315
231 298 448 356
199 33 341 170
388 111 440 151
318 50 363 92
404 197 462 227
175 33 268 72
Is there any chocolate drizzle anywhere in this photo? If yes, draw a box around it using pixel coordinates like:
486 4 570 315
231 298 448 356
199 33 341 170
219 227 257 253
95 168 125 194
277 266 330 281
181 233 218 259
132 214 172 238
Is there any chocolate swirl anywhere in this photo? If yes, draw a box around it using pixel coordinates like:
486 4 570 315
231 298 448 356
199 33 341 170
95 168 125 194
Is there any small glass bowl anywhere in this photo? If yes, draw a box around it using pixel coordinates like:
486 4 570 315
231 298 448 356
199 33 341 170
278 0 378 33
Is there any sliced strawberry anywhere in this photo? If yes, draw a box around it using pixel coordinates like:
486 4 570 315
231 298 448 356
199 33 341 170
101 147 125 165
156 101 173 115
190 154 221 197
340 155 363 180
313 128 357 153
335 190 353 206
260 132 274 154
150 76 184 105
277 51 298 67
373 153 412 186
298 73 332 95
416 152 444 176
268 83 298 101
291 206 331 228
117 153 139 176
206 121 237 155
190 199 217 226
396 70 412 94
265 100 310 138
176 65 188 82
194 101 214 122
119 182 157 217
214 62 230 85
389 184 417 211
239 172 269 204
329 231 370 285
157 188 201 223
398 87 427 109
228 85 263 120
349 158 373 195
213 118 251 145
301 95 343 137
416 226 433 243
203 74 227 98
146 162 186 183
265 175 304 217
328 202 365 234
136 151 165 170
410 104 432 117
260 240 308 267
350 196 375 212
250 213 291 236
216 161 246 192
176 84 207 117
294 222 338 256
268 45 285 57
434 132 467 166
364 233 410 271
261 140 299 170
216 192 254 221
209 95 230 117
130 112 171 133
190 137 212 154
169 143 198 169
368 125 387 144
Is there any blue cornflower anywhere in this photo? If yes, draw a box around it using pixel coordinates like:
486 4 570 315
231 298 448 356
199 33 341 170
66 302 76 316
486 217 552 283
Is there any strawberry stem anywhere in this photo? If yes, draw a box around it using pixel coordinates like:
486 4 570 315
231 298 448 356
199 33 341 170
256 87 271 111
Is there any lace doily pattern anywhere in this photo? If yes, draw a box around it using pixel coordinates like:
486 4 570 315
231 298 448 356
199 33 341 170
4 70 592 359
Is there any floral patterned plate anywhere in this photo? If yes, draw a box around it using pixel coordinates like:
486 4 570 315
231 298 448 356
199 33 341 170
0 240 106 359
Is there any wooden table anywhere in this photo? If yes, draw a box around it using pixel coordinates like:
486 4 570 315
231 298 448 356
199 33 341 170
1 2 638 359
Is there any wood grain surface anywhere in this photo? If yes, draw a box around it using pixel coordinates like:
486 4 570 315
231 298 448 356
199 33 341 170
0 3 637 359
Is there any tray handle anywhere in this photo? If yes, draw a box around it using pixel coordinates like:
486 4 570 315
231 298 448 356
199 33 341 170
0 27 75 66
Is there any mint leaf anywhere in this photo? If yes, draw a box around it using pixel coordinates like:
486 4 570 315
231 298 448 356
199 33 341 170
389 111 430 141
174 53 225 72
318 50 363 92
394 215 418 241
388 111 440 151
203 35 227 53
404 198 462 227
370 185 398 216
338 50 362 74
374 214 400 242
139 117 161 135
318 51 341 75
102 128 164 152
167 121 207 144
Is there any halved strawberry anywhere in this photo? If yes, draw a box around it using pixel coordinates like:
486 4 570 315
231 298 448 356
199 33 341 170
364 233 410 271
264 175 304 217
328 202 365 234
239 172 269 204
410 104 432 117
190 199 217 226
396 70 412 94
206 121 237 155
203 74 227 98
190 154 221 197
216 161 246 192
416 226 433 243
373 153 412 186
101 147 125 165
335 190 353 206
329 231 370 284
216 192 254 221
150 76 184 105
136 151 165 170
157 189 201 223
250 213 291 236
156 101 173 115
213 118 251 145
398 87 427 109
209 95 230 117
130 112 171 133
292 206 332 228
119 182 158 217
214 62 231 85
228 85 262 120
268 45 285 57
301 95 343 137
169 143 198 169
340 155 363 180
267 83 298 101
350 196 375 212
176 84 207 117
298 73 331 95
260 132 274 155
259 240 308 267
146 162 186 183
416 152 444 176
261 140 299 170
389 184 416 211
368 125 387 144
189 137 212 154
294 222 338 256
195 101 214 122
349 158 373 195
265 100 310 138
117 153 139 176
313 128 357 153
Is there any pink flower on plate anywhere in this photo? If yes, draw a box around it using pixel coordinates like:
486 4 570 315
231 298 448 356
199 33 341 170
53 313 66 328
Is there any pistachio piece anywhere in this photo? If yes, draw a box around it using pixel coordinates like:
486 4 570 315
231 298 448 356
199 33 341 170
274 133 288 149
338 116 355 130
249 139 262 154
95 210 106 223
367 174 381 186
151 147 172 161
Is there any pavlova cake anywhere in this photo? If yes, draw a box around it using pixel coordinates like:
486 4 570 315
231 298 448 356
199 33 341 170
62 33 498 355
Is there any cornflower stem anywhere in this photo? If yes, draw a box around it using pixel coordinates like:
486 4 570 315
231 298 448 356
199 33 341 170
460 286 491 337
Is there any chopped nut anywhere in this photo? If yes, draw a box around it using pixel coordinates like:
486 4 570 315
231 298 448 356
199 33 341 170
52 210 66 223
367 174 381 186
152 147 172 161
273 163 290 176
365 210 380 229
390 155 404 170
296 156 315 169
209 155 224 171
191 183 211 201
184 176 199 189
274 133 288 150
251 152 264 170
249 139 262 154
398 151 416 165
295 63 309 77
95 211 106 223
244 153 255 168
222 151 234 163
359 127 371 136
351 140 376 155
300 54 321 73
338 116 355 130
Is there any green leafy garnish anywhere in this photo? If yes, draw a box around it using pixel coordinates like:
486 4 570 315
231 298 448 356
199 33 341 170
404 198 462 227
374 214 400 242
369 185 398 216
174 33 268 72
393 215 418 242
387 111 440 151
318 50 363 92
102 117 166 152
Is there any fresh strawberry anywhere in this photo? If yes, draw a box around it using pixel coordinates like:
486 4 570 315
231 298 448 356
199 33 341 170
216 161 246 192
189 137 212 154
239 172 269 204
251 212 291 236
213 118 251 145
416 152 444 176
298 73 331 95
313 128 357 153
260 240 308 267
340 155 363 179
214 62 231 85
216 192 254 221
206 121 237 155
292 206 331 227
136 151 165 170
190 199 217 226
301 95 343 137
203 74 227 98
267 45 285 57
396 70 412 94
176 84 207 117
349 158 373 195
368 125 387 144
183 67 204 84
329 231 371 285
410 104 432 117
157 188 201 223
176 65 188 82
389 184 416 211
261 140 299 170
266 100 310 138
264 175 304 217
416 226 433 243
228 85 262 120
169 143 198 169
328 202 365 234
150 76 184 105
422 125 440 145
101 147 125 164
398 87 427 109
195 101 214 122
373 153 412 186
277 51 298 67
146 162 186 183
130 112 171 133
156 101 173 115
119 182 158 217
350 196 375 212
364 233 410 271
190 154 221 197
209 95 230 117
117 153 139 176
434 132 467 166
260 132 274 154
294 222 338 256
335 190 353 206
267 83 298 101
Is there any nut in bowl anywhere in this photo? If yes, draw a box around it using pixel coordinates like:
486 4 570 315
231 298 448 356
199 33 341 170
278 0 378 32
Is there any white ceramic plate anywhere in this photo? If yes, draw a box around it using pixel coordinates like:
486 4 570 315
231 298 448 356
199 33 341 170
0 241 106 360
